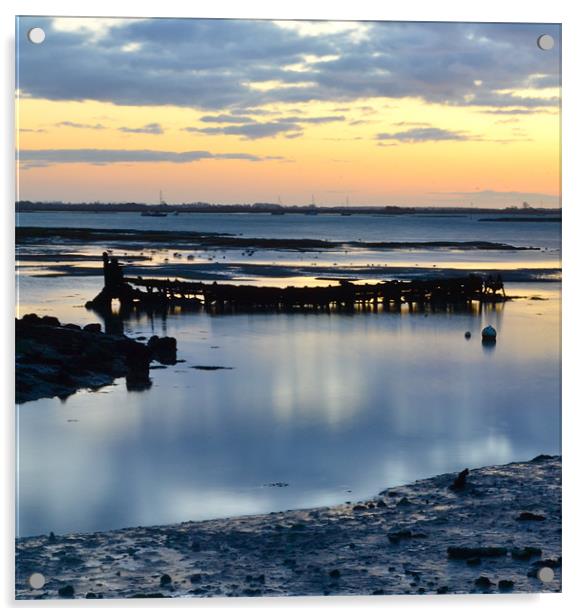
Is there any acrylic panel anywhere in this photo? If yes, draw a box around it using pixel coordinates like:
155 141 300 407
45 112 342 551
15 16 561 600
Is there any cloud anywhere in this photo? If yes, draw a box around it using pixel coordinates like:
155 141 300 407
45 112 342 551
184 121 301 139
17 148 281 168
376 127 474 143
480 108 554 115
185 114 345 139
199 114 255 123
16 18 560 112
56 121 106 129
118 122 164 134
279 115 345 124
427 189 559 208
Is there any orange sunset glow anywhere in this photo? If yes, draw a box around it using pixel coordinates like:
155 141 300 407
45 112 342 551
16 18 561 207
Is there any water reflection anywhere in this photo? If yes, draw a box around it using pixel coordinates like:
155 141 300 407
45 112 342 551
16 284 561 537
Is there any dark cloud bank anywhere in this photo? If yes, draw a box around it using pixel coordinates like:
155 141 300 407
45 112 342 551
17 18 560 112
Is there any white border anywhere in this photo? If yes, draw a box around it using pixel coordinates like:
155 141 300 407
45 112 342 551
2 1 583 614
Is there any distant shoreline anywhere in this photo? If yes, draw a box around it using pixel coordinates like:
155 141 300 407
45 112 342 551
15 455 561 599
16 202 562 217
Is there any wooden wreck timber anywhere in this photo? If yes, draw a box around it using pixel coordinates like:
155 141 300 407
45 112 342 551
85 253 507 313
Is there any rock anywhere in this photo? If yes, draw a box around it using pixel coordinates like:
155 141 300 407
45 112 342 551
160 574 172 586
533 557 561 569
388 529 413 544
58 585 75 598
125 344 151 390
448 547 507 559
245 574 265 584
376 500 387 508
498 580 514 591
516 512 546 521
474 576 494 589
481 325 497 341
511 546 542 560
85 592 98 599
329 569 341 579
21 313 41 325
352 504 367 512
436 586 449 594
372 589 384 595
41 316 61 327
63 323 82 330
530 454 554 463
450 468 469 491
83 323 102 333
147 336 177 364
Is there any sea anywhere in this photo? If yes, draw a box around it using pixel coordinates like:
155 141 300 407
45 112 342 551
15 211 561 537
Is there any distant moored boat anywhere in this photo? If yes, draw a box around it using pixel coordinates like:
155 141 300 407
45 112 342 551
141 211 167 217
141 189 169 216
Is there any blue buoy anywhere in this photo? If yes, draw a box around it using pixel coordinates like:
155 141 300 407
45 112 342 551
481 325 497 341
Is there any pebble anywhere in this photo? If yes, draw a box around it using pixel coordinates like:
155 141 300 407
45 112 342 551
516 512 546 521
58 585 74 598
511 546 542 560
474 576 494 588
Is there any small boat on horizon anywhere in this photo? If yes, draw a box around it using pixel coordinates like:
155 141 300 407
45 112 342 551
141 211 168 217
141 189 169 216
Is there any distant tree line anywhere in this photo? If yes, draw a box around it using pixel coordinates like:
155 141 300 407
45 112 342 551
15 201 560 215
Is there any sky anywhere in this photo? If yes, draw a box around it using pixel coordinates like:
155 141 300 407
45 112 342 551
16 17 561 207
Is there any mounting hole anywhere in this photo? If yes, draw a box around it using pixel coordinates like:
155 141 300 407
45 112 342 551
27 27 46 45
537 34 554 51
537 567 554 583
28 572 46 589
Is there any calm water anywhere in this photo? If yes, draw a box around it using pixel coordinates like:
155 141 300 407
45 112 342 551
16 213 561 537
17 212 561 281
17 210 561 248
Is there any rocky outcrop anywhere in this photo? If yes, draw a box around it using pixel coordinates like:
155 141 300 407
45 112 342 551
147 336 177 365
15 314 174 403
